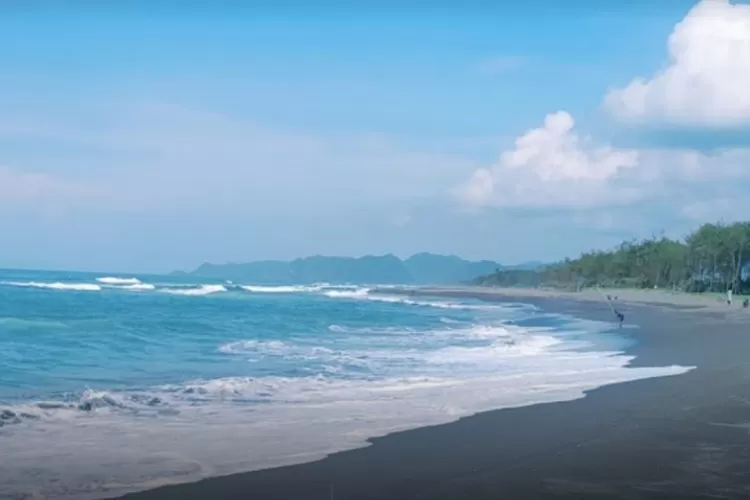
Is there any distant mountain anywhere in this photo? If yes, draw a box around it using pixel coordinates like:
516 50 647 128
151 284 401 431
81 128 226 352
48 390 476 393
175 253 503 285
404 253 500 284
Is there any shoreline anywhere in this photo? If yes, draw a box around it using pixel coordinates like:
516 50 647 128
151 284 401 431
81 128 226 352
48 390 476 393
113 289 750 500
394 285 748 312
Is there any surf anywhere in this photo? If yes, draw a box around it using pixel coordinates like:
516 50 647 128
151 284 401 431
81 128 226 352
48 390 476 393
0 269 696 500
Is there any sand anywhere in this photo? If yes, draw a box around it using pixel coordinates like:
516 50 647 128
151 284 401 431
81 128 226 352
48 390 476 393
409 285 747 312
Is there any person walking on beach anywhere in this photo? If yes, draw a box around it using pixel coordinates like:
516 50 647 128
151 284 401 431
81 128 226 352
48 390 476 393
599 288 624 327
614 308 624 328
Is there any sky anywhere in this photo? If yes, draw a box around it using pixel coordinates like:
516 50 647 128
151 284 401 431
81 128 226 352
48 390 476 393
1 0 750 273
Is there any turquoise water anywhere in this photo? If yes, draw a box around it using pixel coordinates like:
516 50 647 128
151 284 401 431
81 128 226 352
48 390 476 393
0 269 692 500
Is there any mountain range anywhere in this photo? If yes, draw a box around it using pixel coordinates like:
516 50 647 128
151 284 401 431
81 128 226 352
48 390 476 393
173 253 543 285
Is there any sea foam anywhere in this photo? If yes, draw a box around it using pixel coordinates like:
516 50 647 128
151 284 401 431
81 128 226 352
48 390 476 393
0 274 695 500
96 277 142 285
323 286 508 311
241 284 325 293
161 284 227 296
3 281 102 291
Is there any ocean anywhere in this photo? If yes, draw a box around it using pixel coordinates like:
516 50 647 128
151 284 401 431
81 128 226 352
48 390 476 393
0 269 692 499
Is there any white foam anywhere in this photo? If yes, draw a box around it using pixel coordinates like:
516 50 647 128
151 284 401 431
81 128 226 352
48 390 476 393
218 339 291 355
218 323 611 380
0 290 695 500
161 285 227 296
439 317 463 324
238 283 367 294
3 281 102 292
323 287 371 299
218 339 336 362
322 287 508 311
96 277 141 285
241 284 323 293
121 283 156 291
326 324 416 335
0 354 693 500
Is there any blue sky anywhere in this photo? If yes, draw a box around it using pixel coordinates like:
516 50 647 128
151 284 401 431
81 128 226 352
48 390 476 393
1 0 749 272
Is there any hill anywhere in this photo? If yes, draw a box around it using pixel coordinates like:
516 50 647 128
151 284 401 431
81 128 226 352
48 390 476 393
176 253 504 285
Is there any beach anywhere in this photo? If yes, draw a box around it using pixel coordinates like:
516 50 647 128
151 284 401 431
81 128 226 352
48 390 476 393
112 287 750 500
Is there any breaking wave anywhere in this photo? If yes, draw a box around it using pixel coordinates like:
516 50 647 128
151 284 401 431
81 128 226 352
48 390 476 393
241 284 326 293
0 270 696 500
323 287 371 299
322 286 507 311
121 283 156 291
2 281 102 291
96 277 141 285
161 284 227 296
2 279 157 293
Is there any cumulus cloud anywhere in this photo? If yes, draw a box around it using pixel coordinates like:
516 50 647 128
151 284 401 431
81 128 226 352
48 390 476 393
455 111 641 208
457 0 750 215
603 0 750 127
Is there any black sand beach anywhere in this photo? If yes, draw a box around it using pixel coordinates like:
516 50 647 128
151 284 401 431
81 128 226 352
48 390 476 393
115 292 750 500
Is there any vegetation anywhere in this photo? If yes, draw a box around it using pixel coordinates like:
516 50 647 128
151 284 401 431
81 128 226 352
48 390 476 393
475 222 750 294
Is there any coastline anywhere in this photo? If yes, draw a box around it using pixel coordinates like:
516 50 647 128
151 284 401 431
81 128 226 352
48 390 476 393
113 289 750 500
398 285 748 312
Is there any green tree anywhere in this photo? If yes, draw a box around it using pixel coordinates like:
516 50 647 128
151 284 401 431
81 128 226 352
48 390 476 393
476 220 750 294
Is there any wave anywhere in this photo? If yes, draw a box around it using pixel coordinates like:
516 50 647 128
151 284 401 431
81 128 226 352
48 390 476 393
218 339 291 355
3 281 102 291
218 339 336 362
161 284 227 296
241 284 325 293
439 317 463 324
2 279 157 293
121 283 156 291
218 323 570 376
96 277 141 285
1 329 695 500
323 287 371 299
171 374 457 403
240 283 367 295
322 286 507 311
0 389 172 427
0 276 698 500
2 355 693 425
97 276 156 291
0 316 70 330
327 324 415 334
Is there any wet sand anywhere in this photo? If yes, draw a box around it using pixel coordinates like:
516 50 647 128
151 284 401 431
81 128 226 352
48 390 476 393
114 290 750 500
407 285 748 313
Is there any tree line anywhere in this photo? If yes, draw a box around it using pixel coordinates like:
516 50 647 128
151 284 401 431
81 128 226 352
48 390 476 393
475 221 750 294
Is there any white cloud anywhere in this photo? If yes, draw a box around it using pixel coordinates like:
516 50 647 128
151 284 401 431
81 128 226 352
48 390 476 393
0 103 477 216
455 111 641 208
603 0 750 127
